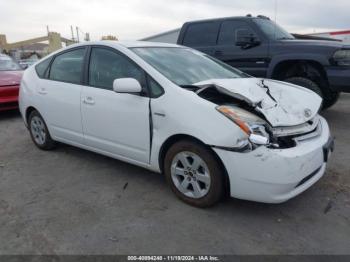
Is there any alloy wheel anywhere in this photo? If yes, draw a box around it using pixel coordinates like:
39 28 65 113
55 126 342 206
30 116 47 145
170 151 211 199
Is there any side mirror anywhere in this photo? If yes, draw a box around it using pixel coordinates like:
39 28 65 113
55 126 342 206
235 29 260 48
113 78 142 94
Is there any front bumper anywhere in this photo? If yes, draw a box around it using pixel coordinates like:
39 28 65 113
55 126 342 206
214 117 333 203
326 66 350 92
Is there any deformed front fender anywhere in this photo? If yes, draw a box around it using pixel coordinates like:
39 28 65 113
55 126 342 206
148 89 248 172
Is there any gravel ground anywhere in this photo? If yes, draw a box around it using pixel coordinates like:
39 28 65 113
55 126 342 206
0 94 349 255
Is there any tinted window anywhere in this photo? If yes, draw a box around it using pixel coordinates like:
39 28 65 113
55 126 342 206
35 57 52 78
183 22 220 47
218 20 257 45
49 48 85 84
89 47 145 90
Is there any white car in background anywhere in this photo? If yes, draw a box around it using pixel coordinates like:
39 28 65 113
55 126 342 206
19 41 334 207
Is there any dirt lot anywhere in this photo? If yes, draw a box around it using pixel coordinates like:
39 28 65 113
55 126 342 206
0 95 349 255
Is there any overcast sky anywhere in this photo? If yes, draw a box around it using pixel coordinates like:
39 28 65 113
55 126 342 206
1 0 349 42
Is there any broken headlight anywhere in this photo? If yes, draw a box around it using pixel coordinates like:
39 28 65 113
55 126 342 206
216 105 270 146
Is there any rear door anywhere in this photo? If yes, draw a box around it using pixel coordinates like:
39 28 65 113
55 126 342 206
81 47 151 164
214 20 269 77
181 21 220 56
36 47 86 144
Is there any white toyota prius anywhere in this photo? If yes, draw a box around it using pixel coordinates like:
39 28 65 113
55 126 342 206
19 41 334 207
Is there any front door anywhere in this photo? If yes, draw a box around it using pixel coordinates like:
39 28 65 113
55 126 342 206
214 20 269 77
81 47 150 164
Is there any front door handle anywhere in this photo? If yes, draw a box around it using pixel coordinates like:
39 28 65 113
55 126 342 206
83 96 95 105
154 109 166 117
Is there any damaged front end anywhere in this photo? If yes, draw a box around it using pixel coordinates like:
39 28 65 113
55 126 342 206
192 78 323 151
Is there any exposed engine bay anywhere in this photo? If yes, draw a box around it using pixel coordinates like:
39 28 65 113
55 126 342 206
184 80 322 149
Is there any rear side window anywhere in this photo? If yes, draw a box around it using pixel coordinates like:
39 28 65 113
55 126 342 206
88 47 145 90
35 57 52 78
218 20 255 45
49 48 86 84
183 22 220 47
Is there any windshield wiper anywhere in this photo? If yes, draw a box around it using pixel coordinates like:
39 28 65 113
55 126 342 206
277 37 294 40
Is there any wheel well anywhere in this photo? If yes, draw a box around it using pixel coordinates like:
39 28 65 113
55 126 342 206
158 134 231 196
272 60 329 91
25 106 37 123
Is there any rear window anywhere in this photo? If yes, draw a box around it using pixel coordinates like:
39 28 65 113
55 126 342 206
183 22 220 47
35 57 52 78
49 48 86 84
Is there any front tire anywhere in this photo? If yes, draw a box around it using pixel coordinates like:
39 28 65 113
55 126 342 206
283 77 339 109
164 140 225 207
28 110 56 150
322 91 340 109
284 77 323 97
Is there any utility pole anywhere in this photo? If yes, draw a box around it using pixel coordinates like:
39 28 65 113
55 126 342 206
84 33 90 41
71 26 75 42
46 25 50 35
76 26 80 42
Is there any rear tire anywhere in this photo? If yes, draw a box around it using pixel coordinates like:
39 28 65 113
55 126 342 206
28 110 56 150
164 140 225 208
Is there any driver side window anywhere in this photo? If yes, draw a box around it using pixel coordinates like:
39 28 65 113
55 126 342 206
218 20 258 45
88 47 145 90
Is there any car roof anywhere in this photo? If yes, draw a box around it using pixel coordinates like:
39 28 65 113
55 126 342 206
67 40 182 49
118 41 181 48
184 15 265 25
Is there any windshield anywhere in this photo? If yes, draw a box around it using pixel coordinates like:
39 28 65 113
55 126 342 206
254 18 294 40
131 47 247 86
0 55 22 71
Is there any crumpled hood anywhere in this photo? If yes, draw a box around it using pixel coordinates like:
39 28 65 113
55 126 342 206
195 78 322 127
0 70 23 86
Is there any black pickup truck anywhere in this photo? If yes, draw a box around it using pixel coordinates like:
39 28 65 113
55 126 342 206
177 15 350 108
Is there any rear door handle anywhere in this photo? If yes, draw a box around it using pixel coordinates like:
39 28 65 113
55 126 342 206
83 96 95 105
38 87 47 95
